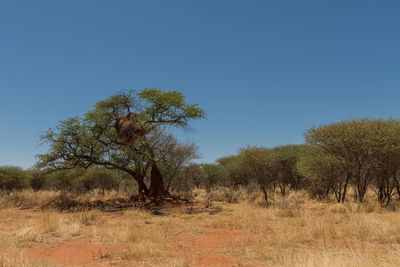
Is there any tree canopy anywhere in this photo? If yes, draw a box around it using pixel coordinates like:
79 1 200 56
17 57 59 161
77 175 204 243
36 88 206 198
305 118 400 204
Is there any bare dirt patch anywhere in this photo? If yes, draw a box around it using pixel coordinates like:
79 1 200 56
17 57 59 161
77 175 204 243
15 241 120 266
179 228 251 249
189 251 239 266
178 228 254 266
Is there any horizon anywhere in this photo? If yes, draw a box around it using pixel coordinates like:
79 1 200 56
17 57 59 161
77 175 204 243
1 1 400 169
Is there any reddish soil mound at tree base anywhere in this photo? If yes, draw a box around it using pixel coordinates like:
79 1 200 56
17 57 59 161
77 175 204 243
10 241 120 266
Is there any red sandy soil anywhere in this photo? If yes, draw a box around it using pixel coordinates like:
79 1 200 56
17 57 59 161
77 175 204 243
12 241 120 266
6 209 258 266
12 228 255 266
178 228 255 267
189 251 238 267
0 222 20 233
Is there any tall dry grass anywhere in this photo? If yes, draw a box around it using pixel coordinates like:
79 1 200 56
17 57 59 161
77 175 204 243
1 188 400 266
192 188 400 266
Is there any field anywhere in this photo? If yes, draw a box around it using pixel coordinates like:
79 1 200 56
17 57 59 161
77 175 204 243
1 189 400 267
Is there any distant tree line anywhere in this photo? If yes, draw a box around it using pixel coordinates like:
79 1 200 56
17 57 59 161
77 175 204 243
2 90 400 207
1 122 400 208
0 166 125 194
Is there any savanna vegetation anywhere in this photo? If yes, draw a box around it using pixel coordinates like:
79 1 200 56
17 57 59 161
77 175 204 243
2 89 400 266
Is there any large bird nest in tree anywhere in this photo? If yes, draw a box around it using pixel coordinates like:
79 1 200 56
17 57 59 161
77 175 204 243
114 113 147 145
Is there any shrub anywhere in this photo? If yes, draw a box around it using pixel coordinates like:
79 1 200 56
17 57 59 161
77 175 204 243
29 170 48 192
0 166 29 191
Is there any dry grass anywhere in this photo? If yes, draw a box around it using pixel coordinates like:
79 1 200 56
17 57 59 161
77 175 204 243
1 189 400 266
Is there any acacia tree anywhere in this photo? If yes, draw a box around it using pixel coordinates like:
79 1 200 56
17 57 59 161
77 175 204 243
0 166 29 192
174 164 204 192
272 144 312 195
305 118 400 204
200 164 226 190
216 155 246 188
297 150 347 202
238 147 279 203
36 89 205 199
305 120 374 202
367 120 400 205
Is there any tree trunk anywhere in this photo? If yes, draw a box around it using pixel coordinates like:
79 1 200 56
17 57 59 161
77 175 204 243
261 185 268 203
149 162 168 198
141 136 168 199
341 173 350 203
280 184 286 198
394 173 400 201
135 168 149 200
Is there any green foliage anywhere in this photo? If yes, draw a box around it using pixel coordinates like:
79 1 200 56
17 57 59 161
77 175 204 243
47 168 87 192
29 170 48 192
297 149 345 200
169 161 235 192
238 147 276 185
216 155 245 187
174 163 205 192
85 167 122 194
27 96 400 206
272 144 313 191
153 130 199 192
36 88 205 197
216 155 238 167
305 118 400 204
37 88 205 171
138 89 206 128
43 167 122 194
0 166 29 191
200 164 226 190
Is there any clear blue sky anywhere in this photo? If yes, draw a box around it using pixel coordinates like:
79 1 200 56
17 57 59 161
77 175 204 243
1 1 399 169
